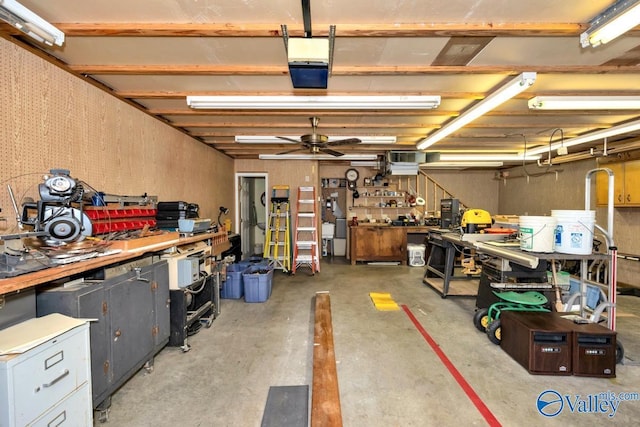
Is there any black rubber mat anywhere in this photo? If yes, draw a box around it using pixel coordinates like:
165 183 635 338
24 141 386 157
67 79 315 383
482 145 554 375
261 385 309 427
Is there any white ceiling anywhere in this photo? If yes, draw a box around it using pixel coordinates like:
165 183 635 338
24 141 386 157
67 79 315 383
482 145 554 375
2 0 640 166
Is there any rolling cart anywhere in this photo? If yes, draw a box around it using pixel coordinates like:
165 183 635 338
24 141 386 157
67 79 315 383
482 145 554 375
564 168 623 363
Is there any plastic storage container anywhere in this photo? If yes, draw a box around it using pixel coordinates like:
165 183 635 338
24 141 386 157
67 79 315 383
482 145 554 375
407 243 426 267
238 257 270 271
519 216 556 253
221 264 246 299
552 210 596 255
243 266 273 303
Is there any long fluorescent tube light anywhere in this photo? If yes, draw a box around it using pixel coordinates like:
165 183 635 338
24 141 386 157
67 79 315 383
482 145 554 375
187 95 441 110
420 161 504 169
529 96 640 110
581 0 640 48
416 72 536 150
235 135 397 144
350 161 380 167
437 153 541 161
0 0 64 46
526 118 640 156
258 154 378 160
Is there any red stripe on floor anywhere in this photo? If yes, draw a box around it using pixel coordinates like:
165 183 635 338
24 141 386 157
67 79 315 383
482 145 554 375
402 304 502 427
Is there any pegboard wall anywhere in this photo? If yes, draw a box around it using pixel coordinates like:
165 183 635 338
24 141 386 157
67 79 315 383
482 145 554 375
0 39 234 234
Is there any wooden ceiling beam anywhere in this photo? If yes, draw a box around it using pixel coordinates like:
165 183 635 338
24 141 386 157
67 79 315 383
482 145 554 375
124 89 640 100
175 122 441 128
177 122 609 130
187 122 607 137
152 109 462 116
150 108 633 117
53 22 590 37
69 64 640 75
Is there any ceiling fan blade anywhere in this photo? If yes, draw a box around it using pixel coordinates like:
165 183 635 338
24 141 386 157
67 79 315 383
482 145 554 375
276 136 302 144
277 147 307 155
319 147 345 157
327 138 362 147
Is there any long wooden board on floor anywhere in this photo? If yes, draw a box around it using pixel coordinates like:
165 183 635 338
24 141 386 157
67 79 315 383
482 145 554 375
312 292 343 427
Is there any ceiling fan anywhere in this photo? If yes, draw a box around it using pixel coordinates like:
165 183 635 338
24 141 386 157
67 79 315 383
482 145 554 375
277 117 361 157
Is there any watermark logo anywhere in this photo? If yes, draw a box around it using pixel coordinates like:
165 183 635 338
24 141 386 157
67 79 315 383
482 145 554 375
537 389 640 418
537 390 564 417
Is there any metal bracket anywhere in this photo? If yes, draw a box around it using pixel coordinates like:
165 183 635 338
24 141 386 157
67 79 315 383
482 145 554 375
132 267 150 282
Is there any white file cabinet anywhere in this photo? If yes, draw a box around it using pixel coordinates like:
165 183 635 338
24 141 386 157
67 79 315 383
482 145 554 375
0 314 92 426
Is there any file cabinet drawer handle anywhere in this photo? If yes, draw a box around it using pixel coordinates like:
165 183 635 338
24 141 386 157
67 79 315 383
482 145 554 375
42 369 70 388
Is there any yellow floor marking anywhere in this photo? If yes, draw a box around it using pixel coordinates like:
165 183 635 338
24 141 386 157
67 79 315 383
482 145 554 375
369 292 400 311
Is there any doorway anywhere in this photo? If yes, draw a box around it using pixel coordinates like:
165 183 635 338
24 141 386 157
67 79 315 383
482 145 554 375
235 173 268 260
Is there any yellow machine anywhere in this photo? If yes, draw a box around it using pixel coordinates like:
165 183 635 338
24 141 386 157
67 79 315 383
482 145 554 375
461 209 492 233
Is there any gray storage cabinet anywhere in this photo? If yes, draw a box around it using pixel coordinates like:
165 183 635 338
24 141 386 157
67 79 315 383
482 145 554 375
36 260 170 411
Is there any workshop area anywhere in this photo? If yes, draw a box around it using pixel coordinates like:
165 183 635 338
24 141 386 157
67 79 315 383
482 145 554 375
2 1 640 426
95 263 640 426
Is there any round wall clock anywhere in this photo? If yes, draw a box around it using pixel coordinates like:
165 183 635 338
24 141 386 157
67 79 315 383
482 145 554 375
345 168 359 183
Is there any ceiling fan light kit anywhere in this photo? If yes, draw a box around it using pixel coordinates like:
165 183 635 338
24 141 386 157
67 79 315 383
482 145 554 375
274 116 363 157
581 0 640 48
416 72 537 150
187 95 440 110
0 0 65 46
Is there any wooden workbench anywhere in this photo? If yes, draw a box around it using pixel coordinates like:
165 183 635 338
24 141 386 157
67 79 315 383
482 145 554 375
0 232 231 295
348 225 435 265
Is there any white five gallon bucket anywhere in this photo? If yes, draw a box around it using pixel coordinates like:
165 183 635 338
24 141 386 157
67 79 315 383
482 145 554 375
519 216 556 253
552 210 596 255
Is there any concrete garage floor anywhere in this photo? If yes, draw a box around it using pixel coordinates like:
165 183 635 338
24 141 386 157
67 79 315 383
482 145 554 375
101 262 640 426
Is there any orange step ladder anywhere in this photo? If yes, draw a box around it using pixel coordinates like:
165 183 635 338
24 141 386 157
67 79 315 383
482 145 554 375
292 186 319 275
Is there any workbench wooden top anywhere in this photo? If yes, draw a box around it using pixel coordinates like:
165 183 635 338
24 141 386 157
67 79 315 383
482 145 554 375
0 232 230 295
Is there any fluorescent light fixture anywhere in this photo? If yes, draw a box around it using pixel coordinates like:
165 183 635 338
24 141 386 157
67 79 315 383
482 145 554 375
581 0 640 48
350 161 380 167
526 117 640 156
235 135 397 144
187 95 441 110
529 96 640 110
0 0 64 46
258 154 378 160
437 153 541 161
235 136 298 144
416 72 536 150
387 162 420 175
420 161 503 169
